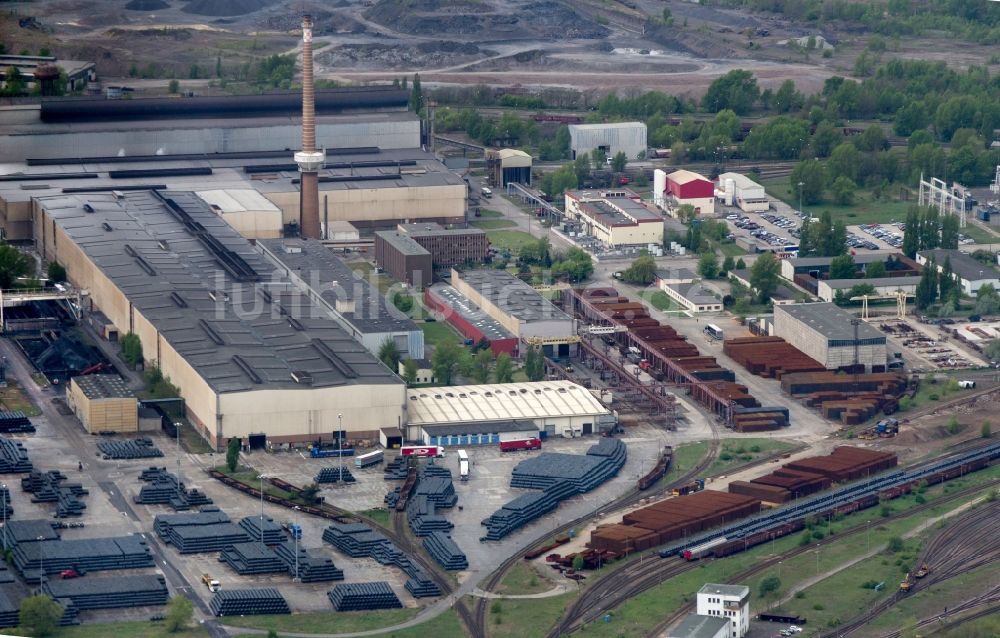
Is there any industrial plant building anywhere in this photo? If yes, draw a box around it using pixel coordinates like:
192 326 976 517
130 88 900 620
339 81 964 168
715 172 769 213
696 583 750 638
258 238 424 361
195 189 284 239
916 249 1000 295
568 122 647 160
665 170 715 216
658 281 724 314
374 231 434 287
485 148 532 187
32 189 405 449
780 253 917 282
423 284 519 356
66 374 139 434
816 276 921 303
773 303 887 371
564 189 664 247
451 269 577 356
668 614 730 638
405 380 613 442
0 54 95 95
396 223 489 269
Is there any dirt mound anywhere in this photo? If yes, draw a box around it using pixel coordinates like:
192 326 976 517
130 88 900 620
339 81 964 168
644 23 741 58
181 0 275 16
365 0 607 40
318 41 490 70
125 0 170 10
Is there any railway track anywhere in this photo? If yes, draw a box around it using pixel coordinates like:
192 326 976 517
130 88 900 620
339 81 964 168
470 432 723 638
878 587 1000 638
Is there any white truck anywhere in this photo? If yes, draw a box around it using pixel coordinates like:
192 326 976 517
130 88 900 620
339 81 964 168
457 449 469 481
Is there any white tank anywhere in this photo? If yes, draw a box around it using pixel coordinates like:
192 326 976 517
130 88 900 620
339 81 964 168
654 169 667 198
725 178 736 206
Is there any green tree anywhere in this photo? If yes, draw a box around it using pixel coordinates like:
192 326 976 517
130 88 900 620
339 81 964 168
409 73 423 114
811 122 842 158
432 340 463 385
828 142 860 182
216 55 222 78
940 214 960 250
866 261 887 279
165 595 193 633
735 258 747 270
773 79 804 113
120 332 144 368
976 284 1000 315
790 160 826 205
226 437 241 472
268 630 279 638
524 345 545 381
915 258 938 310
555 126 571 158
983 420 992 439
611 151 627 172
920 207 940 250
572 554 585 570
0 243 31 289
887 536 904 553
985 339 1000 362
722 255 735 275
379 339 401 370
573 154 591 183
750 252 781 303
494 353 514 383
392 291 414 314
830 176 857 205
46 261 66 283
591 148 607 168
903 207 920 258
402 358 418 385
829 254 856 280
698 252 720 279
552 247 594 283
702 69 760 115
168 79 180 94
471 349 492 383
759 575 781 597
19 595 62 637
621 254 657 285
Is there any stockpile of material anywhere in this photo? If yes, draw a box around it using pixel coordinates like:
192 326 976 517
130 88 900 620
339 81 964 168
13 536 155 583
322 523 440 598
731 406 790 433
483 440 626 541
220 542 287 575
22 470 88 517
0 411 35 434
383 456 409 480
328 582 402 611
239 516 285 545
782 372 907 425
0 486 11 520
153 507 229 537
724 337 826 379
0 439 32 473
210 589 290 616
396 464 457 535
273 543 344 582
589 491 760 554
155 508 251 554
5 520 59 546
0 585 21 628
781 372 906 395
422 531 468 570
134 467 213 510
784 446 897 482
97 438 163 460
315 467 356 483
42 574 168 609
729 468 830 504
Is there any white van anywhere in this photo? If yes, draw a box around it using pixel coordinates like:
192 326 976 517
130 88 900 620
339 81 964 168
457 449 469 481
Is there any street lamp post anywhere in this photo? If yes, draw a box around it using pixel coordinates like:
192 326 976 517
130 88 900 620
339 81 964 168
1 483 6 552
866 520 871 554
37 535 45 592
337 413 344 481
798 181 805 215
258 473 272 547
293 506 301 581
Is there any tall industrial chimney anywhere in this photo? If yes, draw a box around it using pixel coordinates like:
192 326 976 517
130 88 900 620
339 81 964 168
295 14 324 239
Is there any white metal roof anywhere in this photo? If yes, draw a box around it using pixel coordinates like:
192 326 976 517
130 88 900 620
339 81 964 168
196 189 281 214
406 380 609 425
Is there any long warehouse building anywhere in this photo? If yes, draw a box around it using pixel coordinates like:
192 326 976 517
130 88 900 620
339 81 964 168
773 303 887 371
32 189 405 448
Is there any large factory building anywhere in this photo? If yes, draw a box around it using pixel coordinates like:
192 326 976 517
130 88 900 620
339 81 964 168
773 303 887 371
32 190 405 448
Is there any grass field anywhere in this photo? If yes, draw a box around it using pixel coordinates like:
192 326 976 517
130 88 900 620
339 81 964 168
718 241 747 258
959 223 1000 245
640 290 679 312
487 593 576 638
359 507 390 527
760 174 913 225
497 562 551 595
487 230 538 253
420 321 463 349
472 219 518 230
479 209 504 218
0 380 40 416
702 438 796 477
224 608 422 633
177 419 214 454
48 621 210 638
661 440 711 484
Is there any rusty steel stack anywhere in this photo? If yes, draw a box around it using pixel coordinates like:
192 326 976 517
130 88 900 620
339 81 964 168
588 491 760 554
723 336 826 379
781 371 907 424
783 446 897 481
729 468 830 503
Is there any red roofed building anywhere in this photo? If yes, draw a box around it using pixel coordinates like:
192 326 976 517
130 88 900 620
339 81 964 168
666 169 715 216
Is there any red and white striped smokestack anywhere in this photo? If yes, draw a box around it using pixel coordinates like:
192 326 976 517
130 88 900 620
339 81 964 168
295 13 324 239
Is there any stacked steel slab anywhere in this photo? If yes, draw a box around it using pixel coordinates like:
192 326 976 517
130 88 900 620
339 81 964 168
782 372 907 425
0 486 11 520
0 584 21 628
153 507 229 537
134 467 213 510
210 589 290 616
383 456 409 480
423 531 468 570
392 464 457 535
221 542 287 575
731 405 791 432
42 574 168 609
0 411 35 434
155 508 251 553
239 516 286 545
328 582 402 611
97 438 163 459
783 446 897 481
273 543 345 582
588 491 760 554
724 337 826 379
5 519 59 546
21 470 88 517
482 439 626 541
729 469 830 503
322 523 440 597
315 467 356 483
0 439 32 473
13 536 154 583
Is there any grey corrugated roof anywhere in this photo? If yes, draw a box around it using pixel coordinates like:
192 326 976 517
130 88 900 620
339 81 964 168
258 238 420 335
455 270 573 324
787 253 895 268
776 303 886 341
918 249 1000 282
823 276 921 289
72 374 135 400
421 420 538 437
669 614 730 638
427 284 514 341
666 283 720 305
36 190 399 393
375 231 431 256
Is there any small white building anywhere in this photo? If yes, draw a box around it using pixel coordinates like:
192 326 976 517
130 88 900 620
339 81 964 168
659 281 723 313
716 172 769 213
398 358 434 385
697 583 750 638
916 249 1000 296
569 122 647 160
